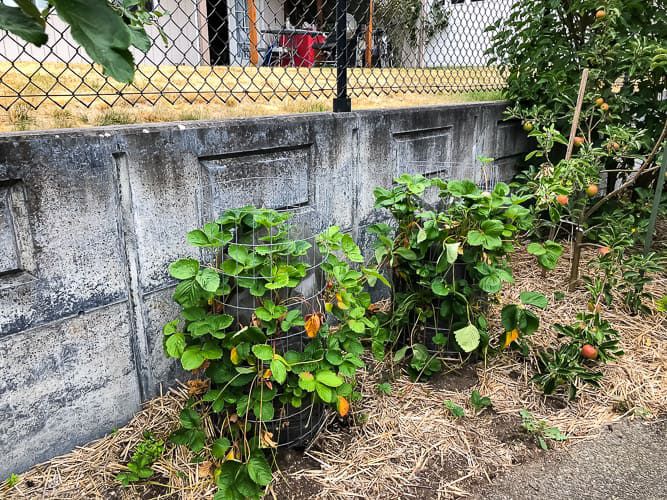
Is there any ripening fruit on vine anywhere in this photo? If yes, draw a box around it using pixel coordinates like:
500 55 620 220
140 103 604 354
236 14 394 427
581 344 599 360
523 121 534 132
556 194 569 206
573 136 585 147
609 141 620 152
598 246 611 256
595 97 605 106
600 102 609 112
586 184 599 197
595 9 606 20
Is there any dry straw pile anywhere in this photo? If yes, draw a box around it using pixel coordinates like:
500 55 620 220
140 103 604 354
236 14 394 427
4 231 666 500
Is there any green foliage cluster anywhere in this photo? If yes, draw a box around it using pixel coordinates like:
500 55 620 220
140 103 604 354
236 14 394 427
519 409 567 450
487 0 666 142
370 173 533 378
0 0 164 82
116 432 165 486
159 206 382 499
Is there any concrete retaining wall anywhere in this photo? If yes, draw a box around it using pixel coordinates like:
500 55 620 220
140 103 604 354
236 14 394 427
0 102 529 475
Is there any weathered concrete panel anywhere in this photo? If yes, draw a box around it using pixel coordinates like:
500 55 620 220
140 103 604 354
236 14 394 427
0 101 528 475
0 135 128 336
0 184 20 273
0 303 140 476
201 145 311 215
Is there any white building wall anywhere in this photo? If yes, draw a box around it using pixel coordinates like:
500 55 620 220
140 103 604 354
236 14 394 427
0 0 205 67
423 0 511 67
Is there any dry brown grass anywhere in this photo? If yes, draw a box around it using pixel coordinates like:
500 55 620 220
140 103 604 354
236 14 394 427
6 231 661 500
0 62 503 132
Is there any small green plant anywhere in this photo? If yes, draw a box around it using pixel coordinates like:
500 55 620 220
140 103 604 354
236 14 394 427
4 473 20 489
116 432 165 486
444 400 465 418
470 390 492 414
526 240 564 271
532 346 603 400
519 409 566 450
657 296 667 313
376 382 392 395
500 291 548 352
393 344 441 380
554 313 624 364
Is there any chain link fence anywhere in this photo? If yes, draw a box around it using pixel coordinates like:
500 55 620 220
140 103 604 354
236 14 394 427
0 0 511 112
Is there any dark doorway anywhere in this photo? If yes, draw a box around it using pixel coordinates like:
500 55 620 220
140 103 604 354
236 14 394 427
207 0 230 65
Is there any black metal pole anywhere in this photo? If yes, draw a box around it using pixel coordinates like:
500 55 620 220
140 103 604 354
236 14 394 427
333 0 351 112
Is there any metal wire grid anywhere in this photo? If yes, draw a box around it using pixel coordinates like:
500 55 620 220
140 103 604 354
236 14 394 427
198 176 328 446
0 0 511 111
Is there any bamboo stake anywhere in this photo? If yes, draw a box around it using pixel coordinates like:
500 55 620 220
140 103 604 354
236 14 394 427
565 68 589 161
566 68 590 291
644 147 667 254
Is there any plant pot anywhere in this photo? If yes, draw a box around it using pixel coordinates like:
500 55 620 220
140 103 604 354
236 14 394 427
248 398 325 448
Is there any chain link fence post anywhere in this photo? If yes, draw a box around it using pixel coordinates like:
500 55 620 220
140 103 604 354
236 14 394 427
332 0 351 112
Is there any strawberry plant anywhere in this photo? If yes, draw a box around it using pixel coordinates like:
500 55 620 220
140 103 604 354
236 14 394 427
116 432 165 486
470 390 492 414
519 410 567 450
370 174 533 378
500 291 548 353
162 206 382 498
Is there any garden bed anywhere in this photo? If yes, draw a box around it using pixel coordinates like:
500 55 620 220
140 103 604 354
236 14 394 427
3 226 666 500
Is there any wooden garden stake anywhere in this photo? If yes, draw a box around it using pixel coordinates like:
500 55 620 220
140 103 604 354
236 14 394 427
566 69 589 291
565 69 589 161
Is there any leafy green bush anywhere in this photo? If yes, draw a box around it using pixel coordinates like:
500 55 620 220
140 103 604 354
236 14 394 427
370 173 533 377
163 206 381 499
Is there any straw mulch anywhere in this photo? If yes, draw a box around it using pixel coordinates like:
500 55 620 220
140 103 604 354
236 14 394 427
3 235 666 499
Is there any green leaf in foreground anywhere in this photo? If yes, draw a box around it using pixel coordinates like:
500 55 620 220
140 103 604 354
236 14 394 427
454 324 480 352
0 4 47 45
52 0 136 83
444 399 465 418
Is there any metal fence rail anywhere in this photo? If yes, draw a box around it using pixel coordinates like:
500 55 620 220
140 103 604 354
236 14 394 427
0 0 511 111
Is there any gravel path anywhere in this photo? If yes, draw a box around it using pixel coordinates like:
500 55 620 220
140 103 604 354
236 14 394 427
474 419 667 500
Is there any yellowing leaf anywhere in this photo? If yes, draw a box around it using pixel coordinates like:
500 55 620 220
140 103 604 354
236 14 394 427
336 293 348 310
262 369 272 379
230 347 240 365
337 395 350 417
503 329 519 349
225 447 238 461
325 302 333 313
305 314 321 338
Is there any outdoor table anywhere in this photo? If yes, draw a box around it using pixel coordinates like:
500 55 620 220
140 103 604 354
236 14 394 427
263 29 327 67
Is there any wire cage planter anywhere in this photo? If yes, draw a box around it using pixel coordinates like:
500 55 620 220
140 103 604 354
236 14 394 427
385 161 501 359
197 175 330 447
